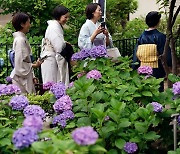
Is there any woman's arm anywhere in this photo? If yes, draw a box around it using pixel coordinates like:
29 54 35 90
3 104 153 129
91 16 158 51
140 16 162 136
78 24 104 49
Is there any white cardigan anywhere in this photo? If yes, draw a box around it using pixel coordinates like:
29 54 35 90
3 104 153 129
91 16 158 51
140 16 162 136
78 19 113 49
10 31 35 93
41 20 69 86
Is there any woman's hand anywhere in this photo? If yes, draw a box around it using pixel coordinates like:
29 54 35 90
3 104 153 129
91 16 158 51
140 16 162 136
103 29 109 37
32 58 43 68
90 26 104 43
95 25 105 35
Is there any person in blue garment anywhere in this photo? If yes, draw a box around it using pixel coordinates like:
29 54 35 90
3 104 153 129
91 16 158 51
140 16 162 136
132 11 172 92
78 3 113 49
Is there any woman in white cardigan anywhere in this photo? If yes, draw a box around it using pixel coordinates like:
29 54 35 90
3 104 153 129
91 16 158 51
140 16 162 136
11 12 42 93
41 5 71 86
78 3 113 49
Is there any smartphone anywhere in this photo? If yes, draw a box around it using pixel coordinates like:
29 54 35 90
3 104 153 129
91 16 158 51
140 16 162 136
101 22 106 28
40 55 48 61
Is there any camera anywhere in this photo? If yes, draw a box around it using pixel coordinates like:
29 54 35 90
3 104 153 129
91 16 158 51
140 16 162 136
101 22 106 28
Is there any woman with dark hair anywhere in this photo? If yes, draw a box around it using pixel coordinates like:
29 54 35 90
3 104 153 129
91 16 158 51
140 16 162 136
10 12 42 93
41 5 73 86
78 3 113 49
133 11 172 92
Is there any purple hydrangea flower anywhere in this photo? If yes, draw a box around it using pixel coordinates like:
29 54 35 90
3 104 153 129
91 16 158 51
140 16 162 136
61 110 75 120
53 95 73 113
151 102 163 113
72 126 98 145
23 116 43 132
138 66 153 75
23 105 46 119
52 110 74 127
86 69 102 80
124 142 138 154
50 82 66 99
68 82 74 88
172 82 180 95
52 116 67 128
0 84 7 96
77 72 86 78
71 48 90 61
43 81 55 90
9 95 29 110
177 116 180 125
0 84 21 96
89 45 107 58
12 127 38 149
6 76 12 83
104 116 110 121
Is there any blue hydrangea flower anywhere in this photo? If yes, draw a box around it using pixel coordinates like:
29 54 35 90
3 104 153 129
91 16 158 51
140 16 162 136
104 116 110 121
43 81 55 90
23 116 43 132
52 116 67 128
72 126 98 145
0 84 21 96
138 66 153 75
23 105 46 119
86 69 102 80
53 95 73 113
89 45 107 58
177 116 180 126
172 82 180 95
5 76 12 83
12 127 38 149
77 72 86 78
9 95 29 110
62 110 75 120
68 82 74 88
151 102 163 113
71 48 90 61
0 84 7 96
124 142 138 154
50 82 66 99
52 110 74 127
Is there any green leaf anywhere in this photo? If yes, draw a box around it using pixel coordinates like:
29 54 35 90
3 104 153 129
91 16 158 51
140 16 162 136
75 112 88 118
130 137 141 143
136 107 149 119
118 118 131 128
107 149 118 154
92 91 104 102
66 122 75 129
144 131 160 140
91 108 104 118
84 85 96 97
134 122 148 133
142 91 152 97
115 139 126 149
77 117 91 127
90 145 107 152
0 138 11 146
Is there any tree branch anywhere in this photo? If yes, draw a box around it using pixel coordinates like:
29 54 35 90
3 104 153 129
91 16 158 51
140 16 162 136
172 5 180 26
168 0 176 29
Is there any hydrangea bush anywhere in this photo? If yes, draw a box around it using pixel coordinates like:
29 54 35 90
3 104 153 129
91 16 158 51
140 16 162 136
0 47 180 153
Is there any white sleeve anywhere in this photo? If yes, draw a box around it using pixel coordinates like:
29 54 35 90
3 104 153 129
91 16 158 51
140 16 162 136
46 26 66 54
78 25 93 49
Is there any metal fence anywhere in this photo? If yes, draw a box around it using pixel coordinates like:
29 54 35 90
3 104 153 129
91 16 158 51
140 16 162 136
0 37 179 83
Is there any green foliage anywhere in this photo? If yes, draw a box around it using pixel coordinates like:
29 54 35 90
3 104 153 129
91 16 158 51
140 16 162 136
0 0 59 37
66 56 175 153
0 56 180 153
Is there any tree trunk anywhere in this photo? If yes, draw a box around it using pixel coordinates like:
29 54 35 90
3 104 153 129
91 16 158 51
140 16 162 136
160 0 178 88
